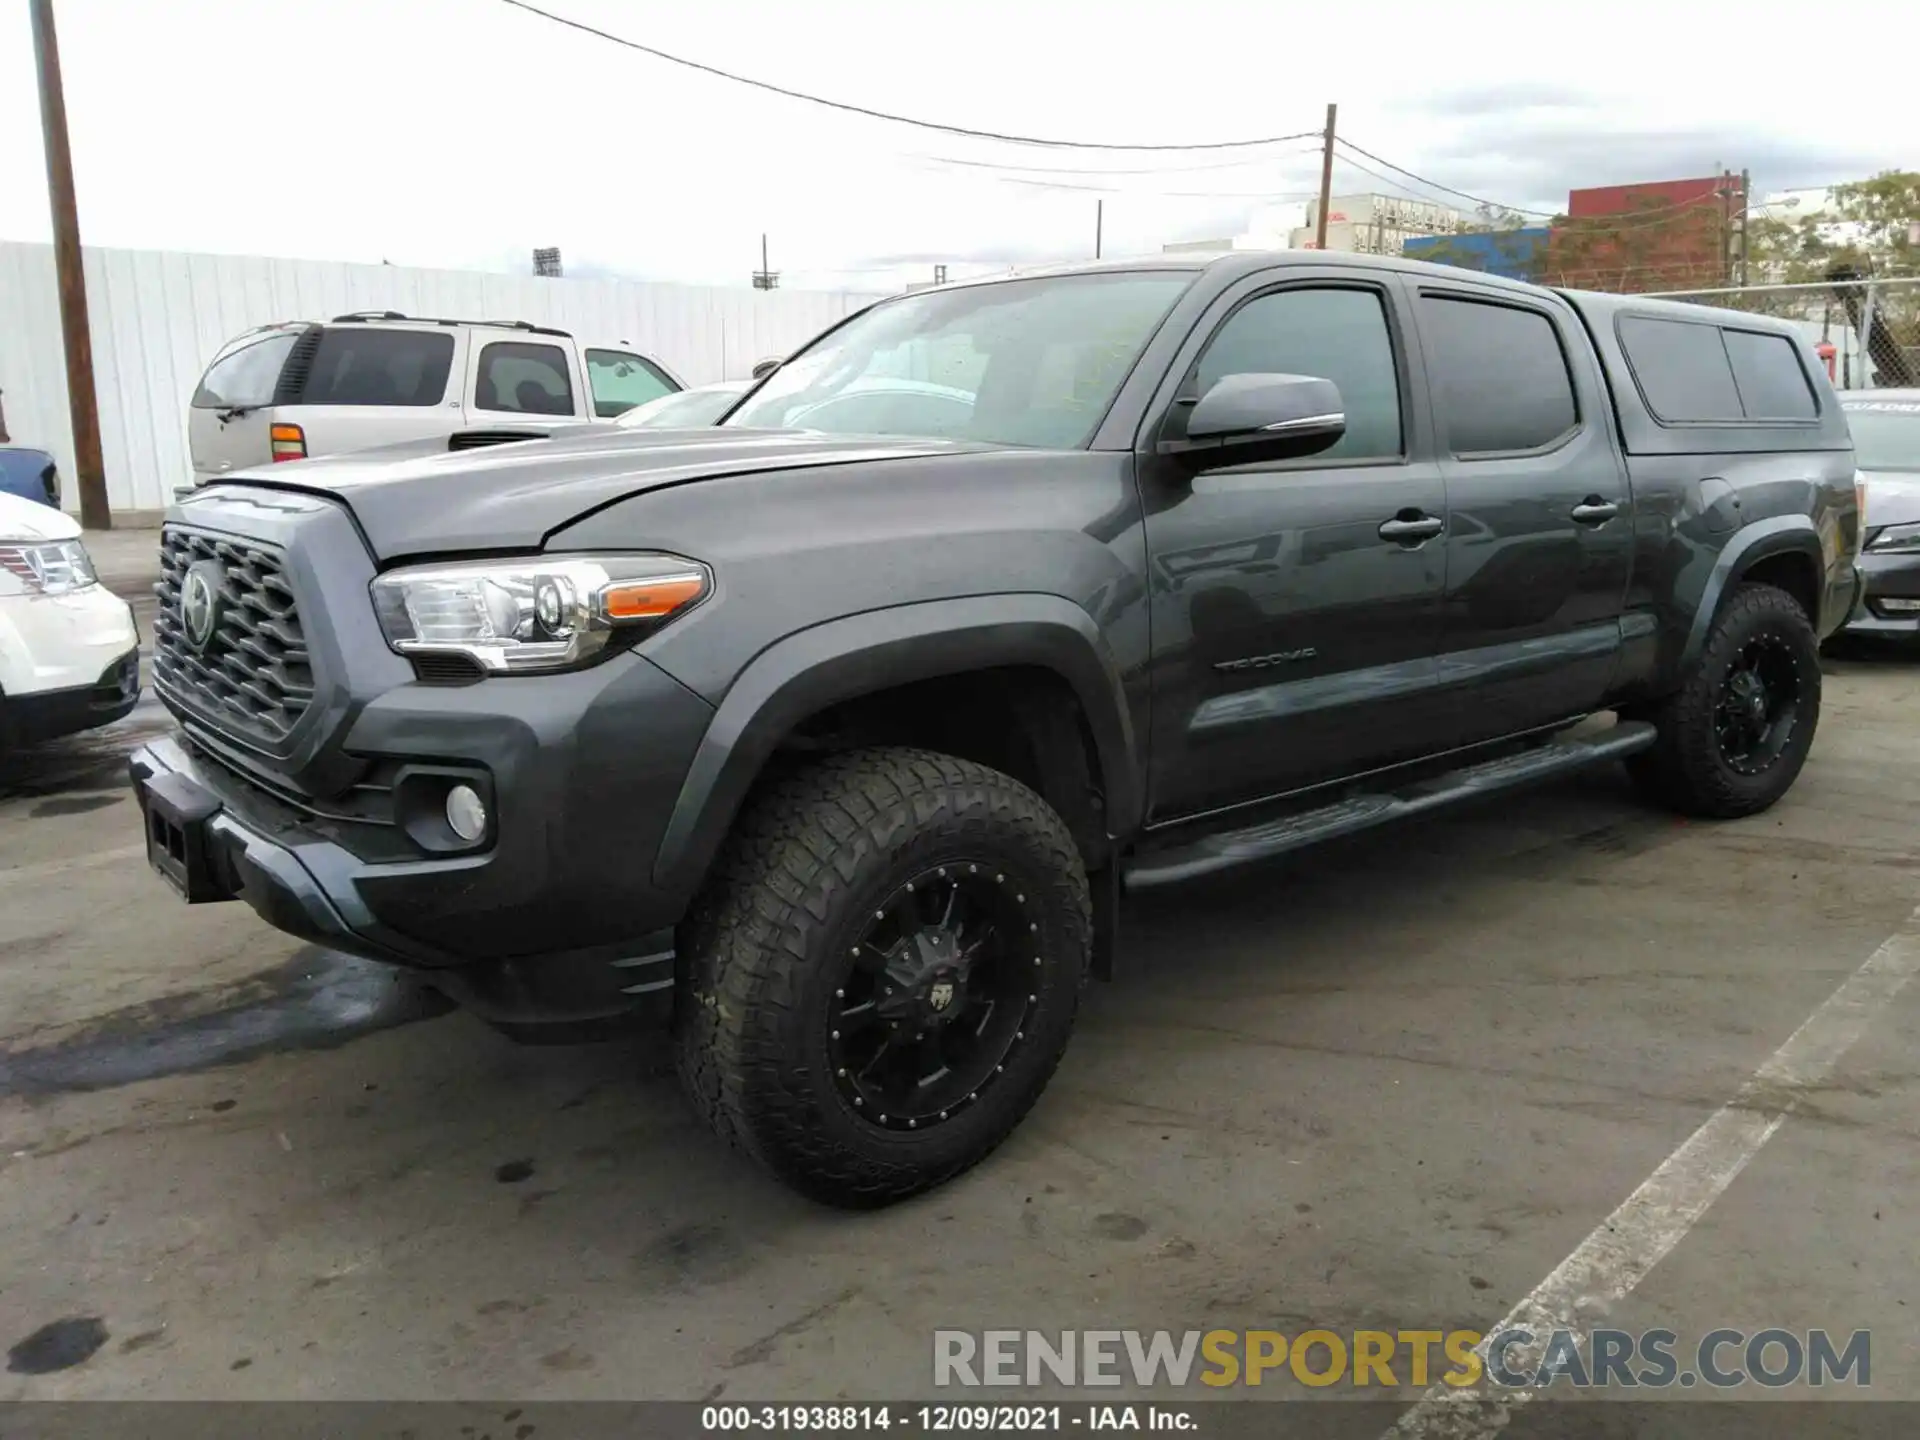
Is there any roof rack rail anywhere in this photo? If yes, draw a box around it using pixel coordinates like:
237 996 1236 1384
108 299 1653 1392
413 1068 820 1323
326 311 573 338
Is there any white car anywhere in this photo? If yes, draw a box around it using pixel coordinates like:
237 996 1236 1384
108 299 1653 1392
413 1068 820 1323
184 313 685 494
0 492 140 750
615 379 751 429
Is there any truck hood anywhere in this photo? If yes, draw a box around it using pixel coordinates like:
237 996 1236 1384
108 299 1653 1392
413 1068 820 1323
196 427 999 562
1862 469 1920 529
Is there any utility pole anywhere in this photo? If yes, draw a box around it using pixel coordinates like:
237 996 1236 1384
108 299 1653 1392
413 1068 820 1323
31 0 109 529
751 233 779 290
1728 161 1743 289
1095 200 1103 260
1314 103 1338 251
1736 168 1752 287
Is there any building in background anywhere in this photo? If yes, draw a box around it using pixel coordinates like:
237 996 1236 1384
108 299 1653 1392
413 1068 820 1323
1291 194 1474 255
1402 227 1551 280
1542 174 1742 292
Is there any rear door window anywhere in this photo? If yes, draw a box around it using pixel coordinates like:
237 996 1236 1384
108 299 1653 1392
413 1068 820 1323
476 341 575 416
1419 295 1579 454
192 333 301 409
585 349 677 417
299 329 456 406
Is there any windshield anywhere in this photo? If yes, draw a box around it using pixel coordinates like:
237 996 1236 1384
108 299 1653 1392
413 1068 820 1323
617 386 744 429
1844 402 1920 472
724 271 1195 448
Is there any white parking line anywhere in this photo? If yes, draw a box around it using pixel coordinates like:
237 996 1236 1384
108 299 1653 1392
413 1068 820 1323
1388 901 1920 1439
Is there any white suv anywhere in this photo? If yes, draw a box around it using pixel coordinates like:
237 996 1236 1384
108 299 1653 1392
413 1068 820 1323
183 313 685 493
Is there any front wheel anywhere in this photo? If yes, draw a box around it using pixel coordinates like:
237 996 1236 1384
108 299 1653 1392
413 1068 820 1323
674 747 1091 1208
1626 581 1822 819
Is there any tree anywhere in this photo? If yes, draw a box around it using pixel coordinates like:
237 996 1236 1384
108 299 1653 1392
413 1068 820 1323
1536 185 1733 294
1744 170 1920 285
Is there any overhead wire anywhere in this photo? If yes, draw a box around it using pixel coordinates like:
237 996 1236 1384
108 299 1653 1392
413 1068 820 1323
493 0 1323 152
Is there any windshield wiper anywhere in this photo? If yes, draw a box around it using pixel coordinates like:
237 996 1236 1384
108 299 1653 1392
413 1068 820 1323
215 404 260 423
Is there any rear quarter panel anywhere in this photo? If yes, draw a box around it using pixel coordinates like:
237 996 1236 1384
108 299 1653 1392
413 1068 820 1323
1562 291 1859 693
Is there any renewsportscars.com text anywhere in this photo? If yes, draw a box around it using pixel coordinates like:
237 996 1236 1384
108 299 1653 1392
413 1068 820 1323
932 1328 1870 1390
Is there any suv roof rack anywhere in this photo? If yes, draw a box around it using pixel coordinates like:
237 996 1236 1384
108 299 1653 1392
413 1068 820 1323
327 311 572 339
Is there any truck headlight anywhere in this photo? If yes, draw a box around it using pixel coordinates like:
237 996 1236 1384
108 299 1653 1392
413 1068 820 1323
370 554 709 674
1865 522 1920 555
0 538 98 595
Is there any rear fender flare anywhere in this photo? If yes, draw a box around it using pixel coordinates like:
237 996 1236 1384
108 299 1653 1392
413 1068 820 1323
1679 515 1823 671
650 594 1141 894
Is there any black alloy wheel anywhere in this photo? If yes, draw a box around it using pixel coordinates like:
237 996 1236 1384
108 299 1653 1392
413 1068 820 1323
673 747 1092 1208
1712 632 1803 776
1625 581 1822 819
827 863 1039 1131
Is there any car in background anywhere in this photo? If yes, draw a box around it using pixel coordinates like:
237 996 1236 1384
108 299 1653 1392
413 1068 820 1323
0 490 139 751
1839 389 1920 639
182 313 684 495
0 446 60 509
616 376 979 436
616 380 751 430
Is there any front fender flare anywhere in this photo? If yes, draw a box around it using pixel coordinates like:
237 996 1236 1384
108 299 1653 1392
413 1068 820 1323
1679 515 1824 671
650 594 1142 894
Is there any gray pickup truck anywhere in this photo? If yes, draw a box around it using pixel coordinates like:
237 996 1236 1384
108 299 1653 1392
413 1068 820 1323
130 253 1863 1207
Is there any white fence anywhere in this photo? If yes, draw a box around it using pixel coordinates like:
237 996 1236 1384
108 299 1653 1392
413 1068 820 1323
0 242 890 518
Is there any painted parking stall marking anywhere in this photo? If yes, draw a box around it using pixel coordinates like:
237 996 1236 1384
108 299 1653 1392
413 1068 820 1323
1389 900 1920 1439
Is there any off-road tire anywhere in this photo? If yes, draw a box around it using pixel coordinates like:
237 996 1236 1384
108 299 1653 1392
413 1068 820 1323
674 747 1091 1208
1626 582 1822 819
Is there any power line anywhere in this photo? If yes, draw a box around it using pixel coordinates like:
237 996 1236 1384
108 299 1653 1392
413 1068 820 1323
494 0 1323 152
1334 138 1559 217
912 147 1324 179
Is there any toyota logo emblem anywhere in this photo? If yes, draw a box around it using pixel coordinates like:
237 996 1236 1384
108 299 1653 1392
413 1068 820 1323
181 561 224 652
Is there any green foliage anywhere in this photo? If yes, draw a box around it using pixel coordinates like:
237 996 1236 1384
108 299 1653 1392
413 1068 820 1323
1746 170 1920 285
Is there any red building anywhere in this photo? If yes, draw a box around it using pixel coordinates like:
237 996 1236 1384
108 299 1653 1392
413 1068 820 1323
1544 173 1743 293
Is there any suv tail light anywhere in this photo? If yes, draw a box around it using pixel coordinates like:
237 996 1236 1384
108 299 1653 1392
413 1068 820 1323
270 423 307 462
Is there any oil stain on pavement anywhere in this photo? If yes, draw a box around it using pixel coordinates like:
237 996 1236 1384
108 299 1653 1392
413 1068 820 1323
7 1317 109 1375
0 948 453 1098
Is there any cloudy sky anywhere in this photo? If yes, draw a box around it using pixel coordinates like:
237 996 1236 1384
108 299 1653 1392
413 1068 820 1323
0 0 1908 294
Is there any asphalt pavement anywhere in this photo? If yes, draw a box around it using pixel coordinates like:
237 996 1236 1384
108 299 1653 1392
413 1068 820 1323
1 638 1916 1429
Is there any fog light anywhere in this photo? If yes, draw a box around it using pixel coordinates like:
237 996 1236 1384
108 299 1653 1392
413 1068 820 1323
446 784 488 842
1879 597 1920 614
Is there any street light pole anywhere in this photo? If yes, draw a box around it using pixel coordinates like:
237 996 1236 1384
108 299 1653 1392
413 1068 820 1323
30 0 109 529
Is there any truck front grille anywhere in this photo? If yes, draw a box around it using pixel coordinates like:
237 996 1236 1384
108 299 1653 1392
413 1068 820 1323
153 527 315 746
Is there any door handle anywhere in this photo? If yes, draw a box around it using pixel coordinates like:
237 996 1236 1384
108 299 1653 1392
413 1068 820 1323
1378 514 1445 544
1571 497 1620 524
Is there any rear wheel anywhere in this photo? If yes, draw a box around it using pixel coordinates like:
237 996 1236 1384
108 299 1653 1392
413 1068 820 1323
674 747 1091 1208
1626 582 1822 818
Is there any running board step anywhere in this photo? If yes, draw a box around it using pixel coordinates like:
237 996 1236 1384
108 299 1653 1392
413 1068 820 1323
1123 721 1658 891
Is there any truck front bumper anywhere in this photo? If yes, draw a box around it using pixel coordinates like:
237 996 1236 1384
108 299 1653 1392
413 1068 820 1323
128 649 717 1027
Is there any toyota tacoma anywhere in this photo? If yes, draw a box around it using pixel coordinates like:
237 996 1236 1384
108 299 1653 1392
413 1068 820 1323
130 254 1863 1207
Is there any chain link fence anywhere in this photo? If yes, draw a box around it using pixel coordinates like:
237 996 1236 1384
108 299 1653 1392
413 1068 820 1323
1638 277 1920 392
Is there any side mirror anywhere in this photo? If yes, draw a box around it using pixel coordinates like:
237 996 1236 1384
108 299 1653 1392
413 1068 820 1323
1166 372 1346 468
750 357 783 381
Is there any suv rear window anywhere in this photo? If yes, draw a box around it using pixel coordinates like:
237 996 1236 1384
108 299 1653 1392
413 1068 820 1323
476 341 574 416
300 329 456 407
192 332 301 410
1617 316 1818 423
